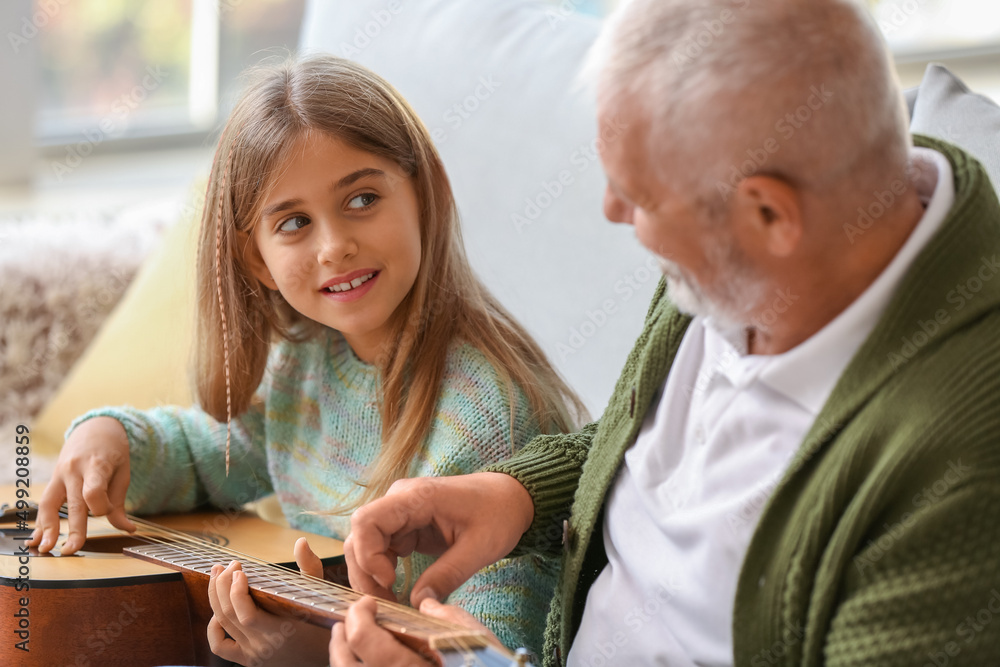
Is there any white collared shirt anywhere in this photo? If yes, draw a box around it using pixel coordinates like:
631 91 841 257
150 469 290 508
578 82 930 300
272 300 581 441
567 148 955 666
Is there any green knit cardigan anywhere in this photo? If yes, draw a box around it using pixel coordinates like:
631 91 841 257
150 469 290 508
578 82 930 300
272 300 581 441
488 136 1000 666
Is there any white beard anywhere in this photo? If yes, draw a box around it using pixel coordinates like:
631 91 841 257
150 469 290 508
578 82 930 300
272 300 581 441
656 242 767 332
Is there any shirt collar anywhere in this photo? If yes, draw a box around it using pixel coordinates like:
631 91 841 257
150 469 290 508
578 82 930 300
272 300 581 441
705 146 955 414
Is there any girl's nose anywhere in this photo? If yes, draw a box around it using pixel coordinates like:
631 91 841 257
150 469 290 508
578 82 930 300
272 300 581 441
316 221 358 265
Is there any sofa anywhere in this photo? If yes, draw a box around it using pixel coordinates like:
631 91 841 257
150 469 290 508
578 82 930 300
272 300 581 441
4 0 999 486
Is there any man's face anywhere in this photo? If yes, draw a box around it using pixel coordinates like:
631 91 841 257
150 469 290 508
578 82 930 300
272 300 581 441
597 100 765 328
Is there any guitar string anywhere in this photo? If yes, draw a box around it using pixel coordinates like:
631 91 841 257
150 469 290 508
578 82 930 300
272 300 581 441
117 514 498 663
123 520 494 665
66 509 498 664
125 517 450 631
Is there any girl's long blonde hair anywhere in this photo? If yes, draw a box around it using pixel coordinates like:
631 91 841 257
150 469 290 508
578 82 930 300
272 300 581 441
195 55 587 506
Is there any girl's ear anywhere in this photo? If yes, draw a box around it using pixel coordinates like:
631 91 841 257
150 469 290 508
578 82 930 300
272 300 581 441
244 234 278 290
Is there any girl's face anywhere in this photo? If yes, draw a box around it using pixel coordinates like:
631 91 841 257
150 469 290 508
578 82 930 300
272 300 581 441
250 131 422 363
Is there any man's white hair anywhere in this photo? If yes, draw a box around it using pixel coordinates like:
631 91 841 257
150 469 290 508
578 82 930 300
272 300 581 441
584 0 911 210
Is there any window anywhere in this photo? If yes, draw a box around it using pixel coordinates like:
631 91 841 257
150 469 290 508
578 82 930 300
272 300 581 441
35 0 304 147
872 0 1000 57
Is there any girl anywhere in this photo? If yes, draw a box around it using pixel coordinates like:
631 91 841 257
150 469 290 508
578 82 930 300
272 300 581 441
29 54 585 664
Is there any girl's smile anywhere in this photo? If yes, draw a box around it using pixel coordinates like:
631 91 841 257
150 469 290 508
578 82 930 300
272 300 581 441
249 131 422 363
320 269 380 301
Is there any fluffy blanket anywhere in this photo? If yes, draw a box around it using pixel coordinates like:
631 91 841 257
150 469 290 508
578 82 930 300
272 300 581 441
0 210 167 484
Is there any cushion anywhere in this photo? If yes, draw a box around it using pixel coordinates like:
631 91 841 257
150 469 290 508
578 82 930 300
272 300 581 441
910 63 1000 192
0 213 160 454
300 0 659 415
31 200 199 457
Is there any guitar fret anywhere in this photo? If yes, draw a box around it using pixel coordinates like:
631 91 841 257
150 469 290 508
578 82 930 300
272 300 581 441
258 584 311 594
123 535 502 658
173 557 211 566
282 591 331 601
281 591 335 602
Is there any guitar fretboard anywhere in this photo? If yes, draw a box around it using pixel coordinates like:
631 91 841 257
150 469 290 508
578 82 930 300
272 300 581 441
123 540 491 651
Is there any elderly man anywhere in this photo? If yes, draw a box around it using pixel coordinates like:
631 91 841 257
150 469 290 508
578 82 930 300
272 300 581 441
331 0 1000 664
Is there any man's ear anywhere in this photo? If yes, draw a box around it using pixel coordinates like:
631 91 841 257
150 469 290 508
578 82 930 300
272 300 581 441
731 175 803 257
243 233 278 290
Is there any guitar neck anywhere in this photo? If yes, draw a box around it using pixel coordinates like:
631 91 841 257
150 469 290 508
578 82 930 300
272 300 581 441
123 540 514 663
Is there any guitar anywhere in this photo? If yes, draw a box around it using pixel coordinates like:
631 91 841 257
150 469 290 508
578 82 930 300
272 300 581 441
0 496 534 667
124 516 534 667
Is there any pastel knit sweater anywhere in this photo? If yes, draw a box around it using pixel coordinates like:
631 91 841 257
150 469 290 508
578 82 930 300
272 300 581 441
71 327 558 654
488 136 1000 666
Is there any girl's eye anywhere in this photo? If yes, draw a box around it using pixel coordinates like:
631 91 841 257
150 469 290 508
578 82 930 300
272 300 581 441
278 215 310 233
348 193 379 210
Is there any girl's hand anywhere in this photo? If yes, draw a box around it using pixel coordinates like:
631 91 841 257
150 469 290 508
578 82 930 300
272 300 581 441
294 536 324 579
329 596 501 666
207 560 329 666
27 416 135 555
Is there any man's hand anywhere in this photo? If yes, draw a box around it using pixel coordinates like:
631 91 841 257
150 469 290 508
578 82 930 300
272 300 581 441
27 416 135 555
346 472 534 607
329 596 499 667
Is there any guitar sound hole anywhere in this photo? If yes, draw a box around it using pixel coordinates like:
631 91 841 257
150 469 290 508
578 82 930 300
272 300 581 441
79 534 146 553
0 526 226 557
78 530 226 553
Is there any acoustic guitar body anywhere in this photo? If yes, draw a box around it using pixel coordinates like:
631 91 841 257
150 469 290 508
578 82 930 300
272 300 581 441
0 503 344 667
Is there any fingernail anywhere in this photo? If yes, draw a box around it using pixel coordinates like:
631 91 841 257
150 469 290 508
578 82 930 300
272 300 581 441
415 587 440 603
